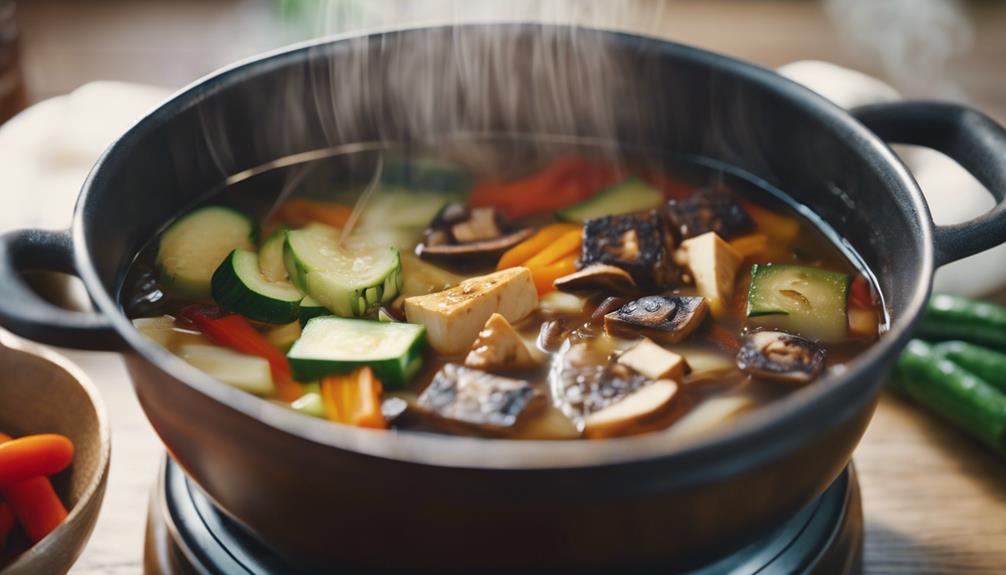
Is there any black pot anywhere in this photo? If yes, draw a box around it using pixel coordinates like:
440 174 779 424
1 25 1004 574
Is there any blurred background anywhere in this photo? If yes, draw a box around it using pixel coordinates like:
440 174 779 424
1 0 1003 123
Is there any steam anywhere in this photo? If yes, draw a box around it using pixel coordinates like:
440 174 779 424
825 0 974 99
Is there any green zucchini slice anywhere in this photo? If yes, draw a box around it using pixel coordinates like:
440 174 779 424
555 177 664 223
212 249 303 324
287 317 426 388
156 206 255 299
746 264 850 342
283 224 402 318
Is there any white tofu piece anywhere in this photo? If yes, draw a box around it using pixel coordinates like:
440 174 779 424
465 313 538 370
584 380 679 438
617 338 689 382
404 267 538 355
680 232 743 318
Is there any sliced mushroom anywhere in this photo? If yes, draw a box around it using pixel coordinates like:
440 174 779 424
583 380 679 439
464 313 539 371
417 364 543 431
617 338 690 382
418 228 534 261
604 295 709 344
418 203 533 263
554 264 638 295
553 343 653 421
664 187 755 241
736 330 825 384
579 211 680 287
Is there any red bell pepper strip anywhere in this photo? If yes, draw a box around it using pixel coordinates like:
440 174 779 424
469 156 618 219
181 306 303 402
849 275 873 309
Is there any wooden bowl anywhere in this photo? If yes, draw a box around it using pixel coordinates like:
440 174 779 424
0 333 110 575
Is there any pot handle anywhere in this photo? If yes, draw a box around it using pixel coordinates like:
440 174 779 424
852 101 1006 267
0 228 125 351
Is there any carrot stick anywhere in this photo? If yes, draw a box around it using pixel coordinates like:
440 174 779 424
320 368 387 429
275 199 352 229
0 433 69 545
497 223 579 270
0 435 74 487
532 255 578 295
742 201 800 242
0 502 14 550
729 233 769 258
522 230 583 270
2 477 68 543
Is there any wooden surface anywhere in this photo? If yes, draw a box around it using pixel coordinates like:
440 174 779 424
6 1 1006 573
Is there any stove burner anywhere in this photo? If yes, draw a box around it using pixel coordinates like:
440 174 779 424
145 457 862 574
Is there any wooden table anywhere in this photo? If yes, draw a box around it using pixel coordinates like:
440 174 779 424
8 1 1006 573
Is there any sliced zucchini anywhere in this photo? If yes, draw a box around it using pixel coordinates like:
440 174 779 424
259 227 289 282
284 224 402 317
358 187 461 249
212 249 303 324
298 296 330 326
556 177 664 223
746 264 850 342
179 344 275 396
156 206 255 299
399 252 463 298
287 317 426 388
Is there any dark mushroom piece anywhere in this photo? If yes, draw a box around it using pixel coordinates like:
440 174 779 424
664 187 755 241
416 364 543 432
604 295 709 344
579 210 679 288
417 203 533 263
736 331 825 384
554 264 638 295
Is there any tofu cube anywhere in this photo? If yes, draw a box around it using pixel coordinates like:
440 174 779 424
404 267 538 355
680 232 743 318
617 338 689 382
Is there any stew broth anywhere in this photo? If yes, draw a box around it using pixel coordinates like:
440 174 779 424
121 138 884 440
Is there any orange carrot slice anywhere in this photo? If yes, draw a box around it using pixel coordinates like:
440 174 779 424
320 368 387 429
532 255 578 295
497 223 579 270
275 199 353 229
522 230 583 271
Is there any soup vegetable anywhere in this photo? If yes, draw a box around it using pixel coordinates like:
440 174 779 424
123 153 883 440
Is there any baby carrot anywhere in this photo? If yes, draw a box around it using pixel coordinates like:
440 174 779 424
497 223 578 270
0 433 69 544
0 502 14 550
0 434 74 487
532 255 578 295
522 230 583 270
3 477 68 543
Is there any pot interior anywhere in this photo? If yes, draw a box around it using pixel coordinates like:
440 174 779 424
78 25 931 466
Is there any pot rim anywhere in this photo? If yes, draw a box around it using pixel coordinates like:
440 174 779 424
73 23 934 471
